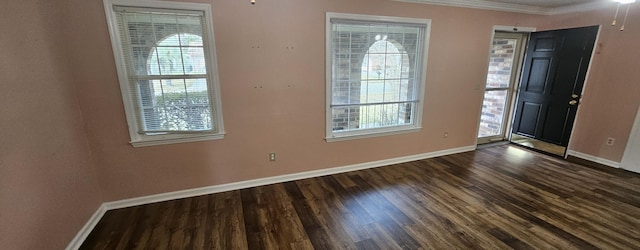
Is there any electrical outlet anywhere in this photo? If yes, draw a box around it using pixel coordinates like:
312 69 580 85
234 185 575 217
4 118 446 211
269 153 276 161
606 137 615 146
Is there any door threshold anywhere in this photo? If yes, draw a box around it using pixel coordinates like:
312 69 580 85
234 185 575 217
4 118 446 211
510 134 566 157
477 140 510 149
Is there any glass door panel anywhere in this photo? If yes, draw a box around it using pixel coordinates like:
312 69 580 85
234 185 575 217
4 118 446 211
478 32 526 144
479 90 509 137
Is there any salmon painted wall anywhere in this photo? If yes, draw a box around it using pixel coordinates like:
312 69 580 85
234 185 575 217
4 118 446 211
64 0 538 201
0 0 103 248
534 3 640 163
2 0 638 246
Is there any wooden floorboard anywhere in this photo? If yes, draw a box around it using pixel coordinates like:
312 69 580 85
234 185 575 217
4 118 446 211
80 145 640 249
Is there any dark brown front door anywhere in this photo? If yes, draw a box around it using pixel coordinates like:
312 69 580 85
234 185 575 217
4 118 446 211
512 26 598 146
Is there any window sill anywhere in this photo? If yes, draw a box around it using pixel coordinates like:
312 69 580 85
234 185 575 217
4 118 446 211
326 127 421 142
131 133 225 147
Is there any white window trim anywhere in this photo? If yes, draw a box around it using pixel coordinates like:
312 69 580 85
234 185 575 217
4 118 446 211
325 12 431 142
103 0 225 147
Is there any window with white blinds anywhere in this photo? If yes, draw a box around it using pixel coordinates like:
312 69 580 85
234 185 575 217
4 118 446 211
104 0 224 147
326 13 431 141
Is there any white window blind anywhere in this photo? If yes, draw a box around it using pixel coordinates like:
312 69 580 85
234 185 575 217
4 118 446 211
105 0 224 146
327 13 430 141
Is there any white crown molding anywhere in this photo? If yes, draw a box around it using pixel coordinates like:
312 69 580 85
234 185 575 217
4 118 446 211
494 25 536 32
393 0 612 15
393 0 548 14
548 1 612 15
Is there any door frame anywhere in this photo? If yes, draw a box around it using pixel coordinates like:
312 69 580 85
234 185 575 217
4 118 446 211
476 25 535 144
621 105 640 173
478 25 602 159
512 26 600 150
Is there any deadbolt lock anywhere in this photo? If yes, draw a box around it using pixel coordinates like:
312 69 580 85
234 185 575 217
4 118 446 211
571 94 579 98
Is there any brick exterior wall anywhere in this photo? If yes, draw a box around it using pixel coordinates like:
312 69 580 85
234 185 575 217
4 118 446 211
478 38 516 138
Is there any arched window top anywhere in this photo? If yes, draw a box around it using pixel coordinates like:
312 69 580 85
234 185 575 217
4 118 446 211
359 39 412 129
147 33 206 76
361 40 409 80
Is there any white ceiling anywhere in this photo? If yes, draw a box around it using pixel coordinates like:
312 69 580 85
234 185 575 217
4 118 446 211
394 0 616 15
486 0 602 8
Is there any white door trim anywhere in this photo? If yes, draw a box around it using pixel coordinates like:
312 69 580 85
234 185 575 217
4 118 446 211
621 105 640 173
476 25 535 144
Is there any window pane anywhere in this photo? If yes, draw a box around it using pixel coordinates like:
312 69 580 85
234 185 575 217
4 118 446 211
186 79 209 104
159 31 180 46
146 48 161 76
149 79 164 105
123 13 157 45
161 78 210 131
486 38 517 89
134 78 212 132
145 34 206 76
154 46 185 75
478 90 508 137
331 106 359 131
182 47 206 75
177 16 203 38
334 55 353 81
364 80 384 103
143 107 163 130
383 79 401 102
331 102 414 132
332 81 358 105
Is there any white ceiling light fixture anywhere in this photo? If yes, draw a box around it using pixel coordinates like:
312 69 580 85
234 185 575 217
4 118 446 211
612 0 635 31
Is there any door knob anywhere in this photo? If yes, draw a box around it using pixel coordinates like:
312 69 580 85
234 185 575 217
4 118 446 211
569 100 578 105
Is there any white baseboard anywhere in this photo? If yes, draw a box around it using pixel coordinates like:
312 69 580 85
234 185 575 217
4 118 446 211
65 204 107 250
566 150 621 168
104 145 476 210
68 145 476 249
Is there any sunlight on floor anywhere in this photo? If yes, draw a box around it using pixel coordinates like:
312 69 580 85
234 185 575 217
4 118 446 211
511 134 566 156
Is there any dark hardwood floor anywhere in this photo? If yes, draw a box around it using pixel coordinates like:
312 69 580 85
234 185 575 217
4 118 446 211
80 145 640 249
